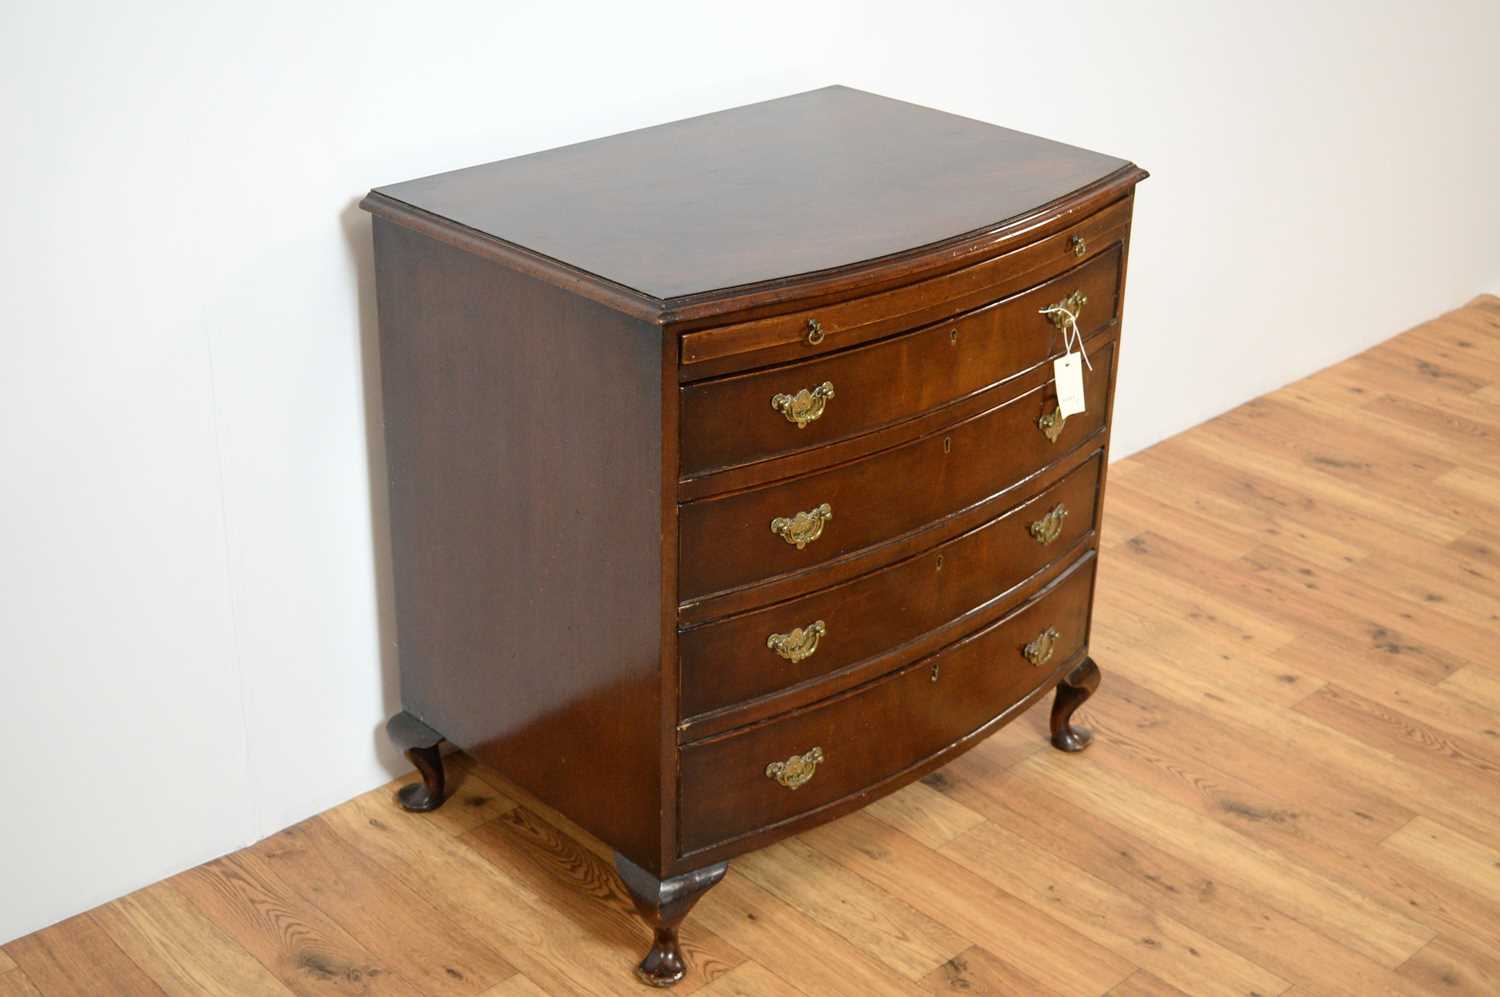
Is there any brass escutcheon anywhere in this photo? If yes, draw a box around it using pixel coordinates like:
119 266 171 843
1070 234 1087 258
770 503 832 549
1044 290 1087 328
1029 503 1069 545
805 318 826 345
766 746 824 790
766 620 827 663
1023 626 1061 667
771 382 835 428
1038 406 1067 443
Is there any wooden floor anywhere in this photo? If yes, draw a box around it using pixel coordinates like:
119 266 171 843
7 297 1500 997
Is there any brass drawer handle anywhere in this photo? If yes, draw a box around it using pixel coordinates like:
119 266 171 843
1023 627 1061 667
1038 406 1067 443
766 746 824 790
767 620 826 663
771 382 835 428
1029 504 1069 545
805 318 826 345
1070 234 1087 257
1044 290 1087 328
770 503 832 549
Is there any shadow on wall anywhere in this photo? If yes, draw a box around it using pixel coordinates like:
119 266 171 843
340 198 409 778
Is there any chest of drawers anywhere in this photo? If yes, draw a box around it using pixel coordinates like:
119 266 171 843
364 85 1146 988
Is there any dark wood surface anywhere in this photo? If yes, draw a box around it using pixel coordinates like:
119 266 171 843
678 338 1117 602
679 453 1104 723
678 553 1098 856
372 218 668 868
680 245 1123 475
370 86 1133 302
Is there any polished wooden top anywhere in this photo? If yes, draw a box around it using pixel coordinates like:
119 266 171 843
367 86 1138 303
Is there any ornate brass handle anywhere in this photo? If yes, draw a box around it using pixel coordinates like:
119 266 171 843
1037 406 1067 443
1023 627 1061 667
765 746 824 790
1044 290 1087 328
1028 504 1069 545
771 382 835 429
770 503 832 549
767 620 826 663
1070 234 1087 258
805 318 826 345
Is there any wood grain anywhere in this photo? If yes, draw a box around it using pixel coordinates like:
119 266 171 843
5 913 166 997
89 882 295 997
8 295 1500 994
0 971 44 997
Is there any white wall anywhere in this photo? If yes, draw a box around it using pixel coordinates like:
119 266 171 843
3 0 1498 943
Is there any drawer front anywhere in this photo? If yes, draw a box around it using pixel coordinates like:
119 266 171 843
680 452 1103 720
678 338 1115 603
680 246 1121 478
678 196 1134 379
678 551 1097 855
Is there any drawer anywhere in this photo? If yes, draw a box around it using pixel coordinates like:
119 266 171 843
678 196 1134 379
678 551 1097 855
680 245 1122 478
678 338 1116 603
680 451 1103 721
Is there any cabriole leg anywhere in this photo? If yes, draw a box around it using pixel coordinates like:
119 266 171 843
1050 656 1101 752
385 711 447 812
615 853 728 988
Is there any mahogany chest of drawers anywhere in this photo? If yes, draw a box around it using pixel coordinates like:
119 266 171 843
363 85 1146 988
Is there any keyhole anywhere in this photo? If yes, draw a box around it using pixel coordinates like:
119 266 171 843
949 328 958 345
943 436 952 455
931 663 941 682
935 554 944 572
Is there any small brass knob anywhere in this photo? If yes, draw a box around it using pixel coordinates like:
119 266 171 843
805 318 826 346
1070 234 1087 258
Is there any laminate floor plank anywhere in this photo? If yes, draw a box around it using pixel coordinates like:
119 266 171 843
91 881 296 997
245 818 516 997
939 820 1291 996
4 914 167 997
918 945 1067 997
1396 936 1500 995
0 971 44 997
4 295 1497 996
732 837 968 982
172 851 427 997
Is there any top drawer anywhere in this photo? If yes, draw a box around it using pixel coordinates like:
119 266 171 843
680 245 1122 478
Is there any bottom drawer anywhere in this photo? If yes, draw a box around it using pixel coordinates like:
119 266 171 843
678 550 1097 856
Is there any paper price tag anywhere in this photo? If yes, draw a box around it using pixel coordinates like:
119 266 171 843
1054 352 1086 418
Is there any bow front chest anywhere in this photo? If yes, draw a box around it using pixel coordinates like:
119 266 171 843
363 85 1146 988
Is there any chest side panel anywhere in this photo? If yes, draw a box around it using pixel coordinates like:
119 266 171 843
372 217 667 867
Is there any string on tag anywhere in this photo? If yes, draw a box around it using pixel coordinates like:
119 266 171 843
1037 305 1093 372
